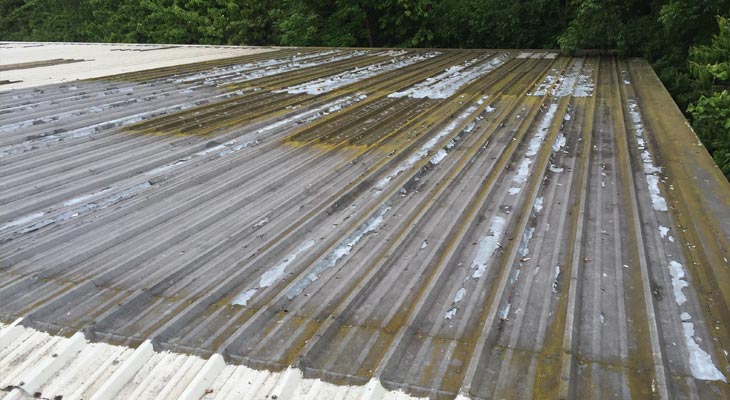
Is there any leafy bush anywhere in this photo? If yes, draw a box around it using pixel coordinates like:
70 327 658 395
688 90 730 175
688 16 730 178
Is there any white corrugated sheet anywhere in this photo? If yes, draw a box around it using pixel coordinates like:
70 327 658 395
0 321 425 400
0 42 275 90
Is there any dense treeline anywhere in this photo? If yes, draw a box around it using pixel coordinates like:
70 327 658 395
1 0 728 177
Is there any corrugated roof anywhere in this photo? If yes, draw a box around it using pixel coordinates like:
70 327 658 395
1 42 729 400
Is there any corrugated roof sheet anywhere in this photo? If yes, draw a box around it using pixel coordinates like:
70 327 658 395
1 42 729 400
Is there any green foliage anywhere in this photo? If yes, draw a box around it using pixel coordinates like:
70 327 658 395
653 55 703 111
271 0 321 46
689 16 730 86
231 0 278 45
0 0 94 41
85 1 149 43
435 0 566 50
659 0 725 46
688 90 730 176
372 0 436 47
688 16 730 178
558 0 624 53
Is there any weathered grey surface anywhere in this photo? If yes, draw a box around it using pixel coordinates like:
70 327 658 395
1 43 729 399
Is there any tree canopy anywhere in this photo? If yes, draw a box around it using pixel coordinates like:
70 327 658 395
687 16 730 176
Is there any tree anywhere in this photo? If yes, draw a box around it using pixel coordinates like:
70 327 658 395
434 0 566 49
85 0 149 43
0 0 94 41
557 0 660 54
687 16 730 178
232 0 279 45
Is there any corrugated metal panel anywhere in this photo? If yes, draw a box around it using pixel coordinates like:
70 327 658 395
1 43 729 399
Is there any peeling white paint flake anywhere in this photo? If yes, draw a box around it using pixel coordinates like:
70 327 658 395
0 211 46 231
572 66 594 97
528 104 558 153
430 149 448 165
258 93 367 135
498 302 511 320
389 53 510 99
529 69 558 96
373 49 408 57
646 175 668 211
549 164 564 173
0 112 145 157
233 239 317 305
534 196 544 213
253 217 270 230
668 261 689 305
683 321 727 382
552 132 567 153
553 60 583 97
63 186 115 206
232 288 258 306
664 260 726 382
507 187 521 196
0 91 247 158
279 52 438 95
145 138 262 177
552 265 561 293
262 240 316 287
471 216 506 279
513 103 558 185
659 226 669 238
528 57 588 96
515 159 531 183
629 100 668 212
0 97 143 134
2 182 152 235
374 104 479 191
511 269 521 284
454 287 466 303
518 227 535 258
287 206 390 298
444 286 468 319
185 50 361 87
